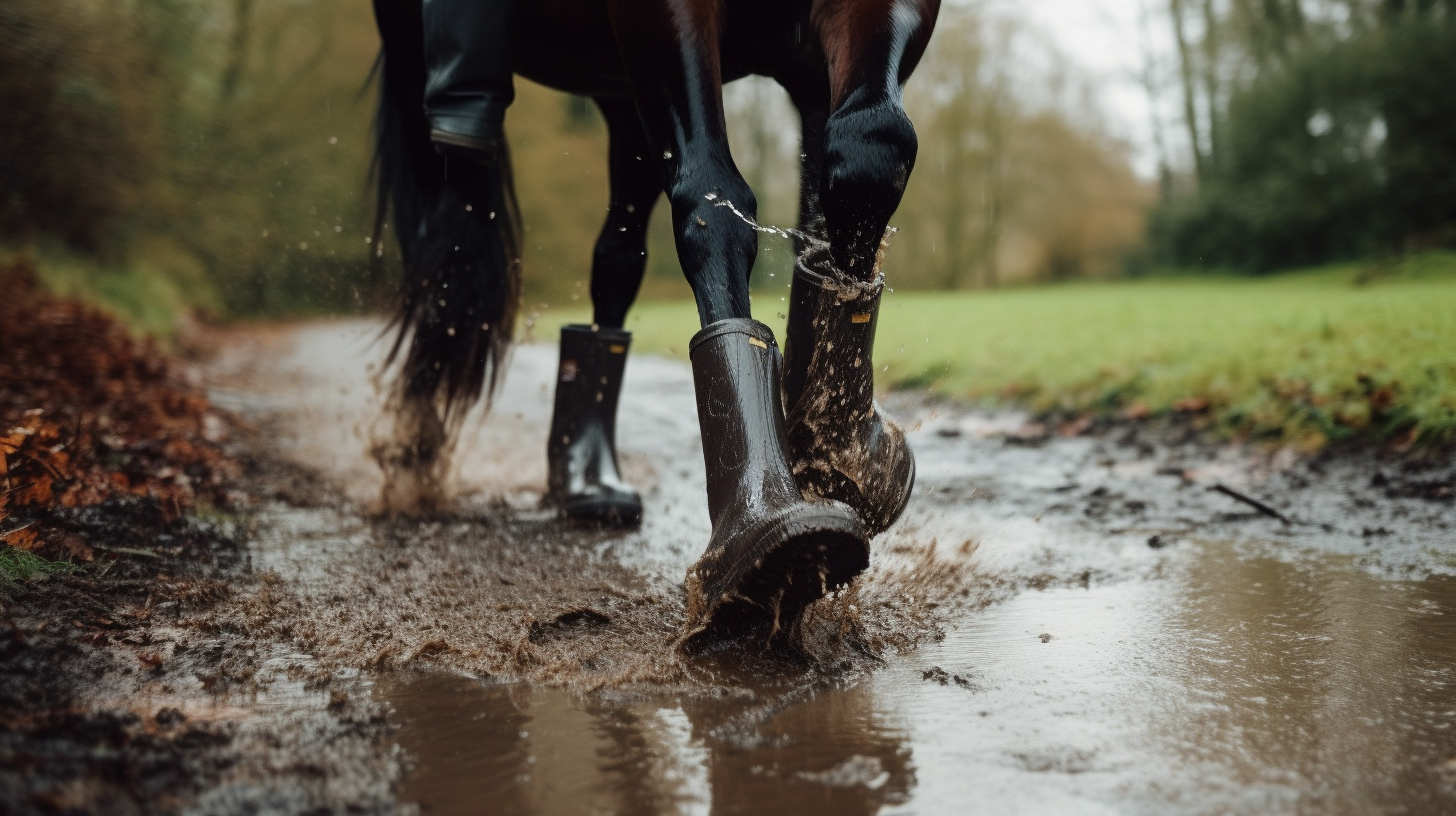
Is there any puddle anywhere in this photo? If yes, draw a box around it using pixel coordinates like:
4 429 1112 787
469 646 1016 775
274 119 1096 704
207 320 1456 814
382 544 1456 815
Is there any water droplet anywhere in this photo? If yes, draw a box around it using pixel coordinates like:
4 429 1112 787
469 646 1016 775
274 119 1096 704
489 211 497 220
438 298 447 307
299 242 308 250
447 327 456 336
328 136 338 145
465 204 473 211
334 225 342 233
662 150 673 159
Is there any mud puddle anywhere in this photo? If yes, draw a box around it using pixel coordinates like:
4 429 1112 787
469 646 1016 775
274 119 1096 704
207 320 1456 814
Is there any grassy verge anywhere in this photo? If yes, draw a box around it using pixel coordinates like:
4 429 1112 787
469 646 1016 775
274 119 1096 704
541 252 1456 448
4 245 215 340
0 545 81 585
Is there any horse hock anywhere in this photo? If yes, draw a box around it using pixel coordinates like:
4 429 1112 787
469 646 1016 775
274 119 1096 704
782 251 915 536
546 324 643 525
681 319 868 651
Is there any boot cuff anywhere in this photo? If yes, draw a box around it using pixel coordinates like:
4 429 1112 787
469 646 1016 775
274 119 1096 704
561 323 631 343
794 249 884 302
688 318 776 359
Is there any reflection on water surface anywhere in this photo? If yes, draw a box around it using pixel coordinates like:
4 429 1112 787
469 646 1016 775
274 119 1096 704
384 541 1456 815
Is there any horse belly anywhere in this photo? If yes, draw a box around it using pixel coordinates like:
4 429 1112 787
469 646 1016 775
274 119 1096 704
513 0 630 98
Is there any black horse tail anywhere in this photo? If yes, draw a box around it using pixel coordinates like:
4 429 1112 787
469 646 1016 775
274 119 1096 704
370 0 522 432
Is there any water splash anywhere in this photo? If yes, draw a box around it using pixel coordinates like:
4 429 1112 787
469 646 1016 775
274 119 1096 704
709 197 828 252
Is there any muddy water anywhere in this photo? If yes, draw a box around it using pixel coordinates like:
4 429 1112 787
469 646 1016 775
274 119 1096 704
208 320 1456 815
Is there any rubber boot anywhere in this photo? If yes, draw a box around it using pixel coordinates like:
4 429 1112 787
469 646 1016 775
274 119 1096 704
422 0 516 157
681 319 868 652
546 325 643 525
781 252 915 535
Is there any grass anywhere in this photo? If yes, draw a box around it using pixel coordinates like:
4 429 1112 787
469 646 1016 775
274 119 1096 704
6 242 219 340
0 545 82 585
540 251 1456 448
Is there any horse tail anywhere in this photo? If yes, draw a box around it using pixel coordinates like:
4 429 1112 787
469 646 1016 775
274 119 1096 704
370 0 522 432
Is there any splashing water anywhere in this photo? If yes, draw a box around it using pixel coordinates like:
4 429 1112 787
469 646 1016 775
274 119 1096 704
709 197 828 252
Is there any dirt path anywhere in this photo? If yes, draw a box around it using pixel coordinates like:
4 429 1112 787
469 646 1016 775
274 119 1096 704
10 319 1456 814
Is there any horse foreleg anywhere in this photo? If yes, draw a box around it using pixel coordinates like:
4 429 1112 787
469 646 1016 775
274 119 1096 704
605 0 867 651
782 76 831 256
815 0 938 279
604 0 758 325
775 0 938 534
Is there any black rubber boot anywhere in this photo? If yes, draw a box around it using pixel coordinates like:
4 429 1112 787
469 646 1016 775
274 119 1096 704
546 325 642 525
422 0 516 157
782 251 915 535
681 319 868 652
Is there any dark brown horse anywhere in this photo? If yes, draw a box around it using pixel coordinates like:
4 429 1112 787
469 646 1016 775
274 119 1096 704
370 0 938 649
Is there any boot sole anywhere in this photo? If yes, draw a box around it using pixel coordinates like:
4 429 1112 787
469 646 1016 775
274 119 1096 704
562 495 643 527
682 505 868 653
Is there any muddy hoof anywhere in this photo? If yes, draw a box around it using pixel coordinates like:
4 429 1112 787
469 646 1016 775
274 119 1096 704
680 507 868 654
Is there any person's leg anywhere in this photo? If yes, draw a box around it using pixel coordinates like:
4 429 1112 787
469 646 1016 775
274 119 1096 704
422 0 517 156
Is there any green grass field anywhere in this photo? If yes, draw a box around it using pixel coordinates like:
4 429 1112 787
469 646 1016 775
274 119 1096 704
544 252 1456 448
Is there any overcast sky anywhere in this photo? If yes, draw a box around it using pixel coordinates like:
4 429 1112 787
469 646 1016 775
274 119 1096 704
982 0 1177 177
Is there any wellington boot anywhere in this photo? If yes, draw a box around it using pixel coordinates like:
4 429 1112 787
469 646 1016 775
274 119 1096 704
681 319 867 652
782 254 915 535
546 325 642 525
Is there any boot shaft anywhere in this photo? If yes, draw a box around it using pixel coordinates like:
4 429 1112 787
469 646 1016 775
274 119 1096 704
782 253 884 424
549 325 631 488
688 319 799 528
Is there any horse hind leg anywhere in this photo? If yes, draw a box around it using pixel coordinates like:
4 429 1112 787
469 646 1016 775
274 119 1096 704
777 0 938 534
543 98 659 525
605 0 867 651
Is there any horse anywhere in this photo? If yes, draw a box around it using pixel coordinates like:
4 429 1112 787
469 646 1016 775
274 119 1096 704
369 0 938 649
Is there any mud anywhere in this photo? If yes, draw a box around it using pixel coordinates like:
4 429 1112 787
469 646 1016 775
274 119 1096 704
7 317 1456 814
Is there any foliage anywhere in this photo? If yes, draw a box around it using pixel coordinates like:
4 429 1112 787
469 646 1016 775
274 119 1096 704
895 10 1150 287
551 252 1456 448
2 0 1149 329
0 260 238 563
1151 0 1456 270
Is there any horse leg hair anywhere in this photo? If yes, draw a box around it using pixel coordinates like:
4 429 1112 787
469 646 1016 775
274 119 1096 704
588 97 663 329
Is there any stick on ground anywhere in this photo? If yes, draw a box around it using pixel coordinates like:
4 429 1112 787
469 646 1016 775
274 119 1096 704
1211 483 1293 525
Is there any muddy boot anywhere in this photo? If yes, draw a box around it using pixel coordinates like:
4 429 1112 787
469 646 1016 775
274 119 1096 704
681 319 868 652
546 325 643 525
781 253 915 535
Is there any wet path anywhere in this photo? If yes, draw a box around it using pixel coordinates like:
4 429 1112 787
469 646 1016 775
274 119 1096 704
207 320 1456 815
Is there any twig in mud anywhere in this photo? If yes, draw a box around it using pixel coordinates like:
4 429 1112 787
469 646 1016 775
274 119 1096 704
1210 484 1293 525
92 544 161 559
